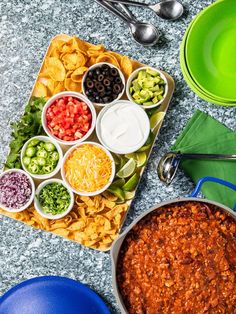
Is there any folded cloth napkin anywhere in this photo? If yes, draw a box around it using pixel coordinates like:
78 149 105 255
171 110 236 209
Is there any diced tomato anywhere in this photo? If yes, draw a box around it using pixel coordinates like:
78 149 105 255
46 96 92 142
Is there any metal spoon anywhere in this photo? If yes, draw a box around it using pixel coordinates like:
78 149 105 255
106 0 184 20
95 0 160 46
157 151 236 185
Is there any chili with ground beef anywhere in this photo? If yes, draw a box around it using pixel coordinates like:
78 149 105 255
117 202 236 314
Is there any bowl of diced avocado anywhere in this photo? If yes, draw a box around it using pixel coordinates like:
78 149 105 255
126 67 168 109
21 135 63 179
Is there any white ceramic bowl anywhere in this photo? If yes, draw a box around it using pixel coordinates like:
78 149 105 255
82 62 125 107
0 169 35 213
61 141 116 196
34 178 74 220
126 66 168 109
96 100 150 154
42 91 96 146
21 135 63 180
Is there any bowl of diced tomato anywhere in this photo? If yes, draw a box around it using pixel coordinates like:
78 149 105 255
42 91 96 146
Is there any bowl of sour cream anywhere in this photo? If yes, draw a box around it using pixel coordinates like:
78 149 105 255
96 100 150 154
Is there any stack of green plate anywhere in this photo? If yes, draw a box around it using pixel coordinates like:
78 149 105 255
180 0 236 106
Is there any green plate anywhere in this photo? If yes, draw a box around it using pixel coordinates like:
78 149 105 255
180 17 236 106
185 0 236 102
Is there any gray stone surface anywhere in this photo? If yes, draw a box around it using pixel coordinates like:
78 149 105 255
0 0 236 313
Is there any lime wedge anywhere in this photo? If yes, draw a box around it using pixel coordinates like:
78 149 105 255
150 111 165 130
124 190 136 200
107 186 125 201
112 153 121 166
137 132 154 152
125 152 147 167
110 178 126 188
122 173 139 191
117 158 136 178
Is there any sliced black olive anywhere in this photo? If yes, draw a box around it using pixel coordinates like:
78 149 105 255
95 95 100 102
95 68 101 76
113 84 121 94
87 71 93 78
103 96 112 103
95 81 100 89
97 84 105 93
98 74 104 82
110 68 119 76
103 79 111 86
101 64 110 71
100 91 106 97
107 75 114 81
115 77 122 84
89 96 95 102
86 80 94 88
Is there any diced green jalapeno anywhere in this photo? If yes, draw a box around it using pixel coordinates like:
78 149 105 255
37 149 48 158
28 163 39 174
44 142 56 152
25 147 36 157
23 156 31 166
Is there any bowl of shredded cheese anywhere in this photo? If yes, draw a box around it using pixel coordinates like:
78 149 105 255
61 141 115 196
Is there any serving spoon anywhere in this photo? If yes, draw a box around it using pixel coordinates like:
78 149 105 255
157 151 236 185
95 0 160 46
106 0 184 20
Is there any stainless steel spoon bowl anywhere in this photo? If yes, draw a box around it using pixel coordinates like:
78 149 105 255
157 151 236 185
96 0 160 46
106 0 184 20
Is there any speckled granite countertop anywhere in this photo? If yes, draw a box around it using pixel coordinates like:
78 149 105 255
1 0 236 312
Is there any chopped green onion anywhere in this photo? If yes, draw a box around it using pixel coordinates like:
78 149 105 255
38 183 71 215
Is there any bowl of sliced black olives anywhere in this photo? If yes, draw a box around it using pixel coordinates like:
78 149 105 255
82 62 125 107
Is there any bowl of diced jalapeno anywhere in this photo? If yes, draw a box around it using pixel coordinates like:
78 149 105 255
21 136 63 179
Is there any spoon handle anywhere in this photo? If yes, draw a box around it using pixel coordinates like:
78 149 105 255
95 0 132 24
175 152 236 160
117 3 137 21
105 0 149 7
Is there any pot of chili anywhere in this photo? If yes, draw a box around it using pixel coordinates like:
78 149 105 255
111 177 236 314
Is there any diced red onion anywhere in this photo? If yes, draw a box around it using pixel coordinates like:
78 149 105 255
0 171 32 210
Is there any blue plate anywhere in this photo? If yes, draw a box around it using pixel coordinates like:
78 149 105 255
0 276 110 314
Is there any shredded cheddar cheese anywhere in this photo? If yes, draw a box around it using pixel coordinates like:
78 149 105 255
64 144 112 193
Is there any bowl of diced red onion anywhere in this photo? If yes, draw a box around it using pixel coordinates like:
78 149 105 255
0 169 35 213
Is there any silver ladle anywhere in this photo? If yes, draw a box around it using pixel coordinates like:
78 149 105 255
95 0 160 46
157 151 236 185
105 0 184 20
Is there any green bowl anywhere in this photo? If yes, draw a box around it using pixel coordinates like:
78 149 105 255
180 11 236 106
185 0 236 102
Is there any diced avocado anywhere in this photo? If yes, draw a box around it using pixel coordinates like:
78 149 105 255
140 90 149 98
130 68 166 107
143 101 154 106
132 91 141 100
143 80 155 88
146 68 158 77
138 70 147 80
154 90 164 96
150 85 160 92
152 96 158 103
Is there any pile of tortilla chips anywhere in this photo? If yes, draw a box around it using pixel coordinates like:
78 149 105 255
33 35 136 99
0 192 128 250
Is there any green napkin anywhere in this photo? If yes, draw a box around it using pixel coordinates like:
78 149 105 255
171 110 236 209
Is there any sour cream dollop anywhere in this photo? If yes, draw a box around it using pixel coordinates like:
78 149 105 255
97 101 150 154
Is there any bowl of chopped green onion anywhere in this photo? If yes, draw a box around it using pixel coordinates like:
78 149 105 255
34 178 74 219
21 136 63 180
126 67 168 109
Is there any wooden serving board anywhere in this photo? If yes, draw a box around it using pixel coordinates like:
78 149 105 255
0 34 175 251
